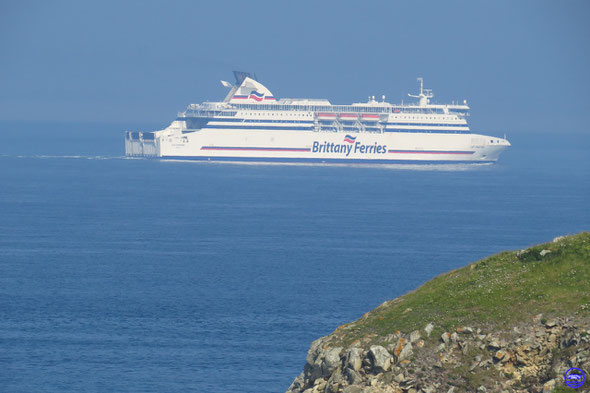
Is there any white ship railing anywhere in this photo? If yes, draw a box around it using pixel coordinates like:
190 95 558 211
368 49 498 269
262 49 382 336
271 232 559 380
180 102 470 117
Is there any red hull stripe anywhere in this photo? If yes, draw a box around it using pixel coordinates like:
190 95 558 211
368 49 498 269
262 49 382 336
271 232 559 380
201 146 311 152
388 150 475 155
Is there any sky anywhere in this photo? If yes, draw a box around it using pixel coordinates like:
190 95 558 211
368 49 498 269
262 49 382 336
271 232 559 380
1 0 589 134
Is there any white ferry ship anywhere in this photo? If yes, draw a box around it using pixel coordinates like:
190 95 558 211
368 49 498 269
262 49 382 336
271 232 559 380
125 72 510 164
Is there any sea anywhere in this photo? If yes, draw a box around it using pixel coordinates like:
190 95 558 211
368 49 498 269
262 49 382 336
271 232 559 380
1 122 589 392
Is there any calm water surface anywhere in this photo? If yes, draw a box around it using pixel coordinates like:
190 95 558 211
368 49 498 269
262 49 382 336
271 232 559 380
1 123 589 392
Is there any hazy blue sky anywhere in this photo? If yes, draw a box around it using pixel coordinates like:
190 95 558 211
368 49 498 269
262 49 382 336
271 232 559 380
1 0 589 134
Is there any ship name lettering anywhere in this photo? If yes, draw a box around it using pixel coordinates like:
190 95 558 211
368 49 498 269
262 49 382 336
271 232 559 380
312 141 387 156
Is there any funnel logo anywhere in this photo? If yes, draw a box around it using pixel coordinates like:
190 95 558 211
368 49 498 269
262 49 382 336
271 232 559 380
565 368 585 388
232 90 274 101
343 135 356 143
248 90 264 102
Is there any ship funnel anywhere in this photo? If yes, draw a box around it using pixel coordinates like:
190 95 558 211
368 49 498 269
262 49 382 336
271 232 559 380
233 71 258 85
224 72 275 104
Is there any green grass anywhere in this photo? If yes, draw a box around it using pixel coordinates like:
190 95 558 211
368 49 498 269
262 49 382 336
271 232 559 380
329 232 590 347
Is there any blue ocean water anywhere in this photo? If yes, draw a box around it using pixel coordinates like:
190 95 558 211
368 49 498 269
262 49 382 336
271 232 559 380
0 122 589 392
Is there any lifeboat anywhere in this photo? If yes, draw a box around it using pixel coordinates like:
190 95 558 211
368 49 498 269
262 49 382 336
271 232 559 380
339 113 359 121
317 112 337 120
361 114 380 122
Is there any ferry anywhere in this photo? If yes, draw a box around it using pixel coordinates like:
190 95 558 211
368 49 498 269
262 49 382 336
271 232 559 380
125 72 510 164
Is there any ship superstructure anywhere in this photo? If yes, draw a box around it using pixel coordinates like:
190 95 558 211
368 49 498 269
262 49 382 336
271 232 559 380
125 72 510 163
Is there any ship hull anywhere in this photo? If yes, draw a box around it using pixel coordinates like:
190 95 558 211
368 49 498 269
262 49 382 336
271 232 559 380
126 127 509 164
125 74 510 164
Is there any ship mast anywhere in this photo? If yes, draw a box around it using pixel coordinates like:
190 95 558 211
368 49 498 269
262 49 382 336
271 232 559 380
408 77 433 106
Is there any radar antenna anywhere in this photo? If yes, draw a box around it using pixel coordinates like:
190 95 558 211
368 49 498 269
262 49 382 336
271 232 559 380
408 77 433 106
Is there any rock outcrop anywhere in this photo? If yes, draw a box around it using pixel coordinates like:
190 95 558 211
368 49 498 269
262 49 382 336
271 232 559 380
287 317 590 393
286 233 590 393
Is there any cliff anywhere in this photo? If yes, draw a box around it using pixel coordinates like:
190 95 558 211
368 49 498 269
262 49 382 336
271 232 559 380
286 233 590 393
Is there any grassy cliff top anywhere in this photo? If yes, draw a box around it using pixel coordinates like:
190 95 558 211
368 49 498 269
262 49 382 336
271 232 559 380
329 232 590 347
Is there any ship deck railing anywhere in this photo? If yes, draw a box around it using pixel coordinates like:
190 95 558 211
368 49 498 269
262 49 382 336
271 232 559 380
183 105 470 117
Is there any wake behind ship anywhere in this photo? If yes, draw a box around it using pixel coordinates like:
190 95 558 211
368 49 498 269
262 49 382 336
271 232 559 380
125 72 510 164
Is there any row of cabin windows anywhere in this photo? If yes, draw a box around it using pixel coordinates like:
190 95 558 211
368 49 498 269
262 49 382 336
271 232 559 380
232 104 448 115
242 112 312 117
239 112 459 121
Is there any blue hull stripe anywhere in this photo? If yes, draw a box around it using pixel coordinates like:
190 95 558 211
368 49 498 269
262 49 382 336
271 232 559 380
159 156 494 165
180 117 467 128
201 125 470 134
384 129 470 134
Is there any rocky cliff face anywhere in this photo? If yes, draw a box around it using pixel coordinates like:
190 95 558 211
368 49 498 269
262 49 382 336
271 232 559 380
286 316 589 393
285 234 590 393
